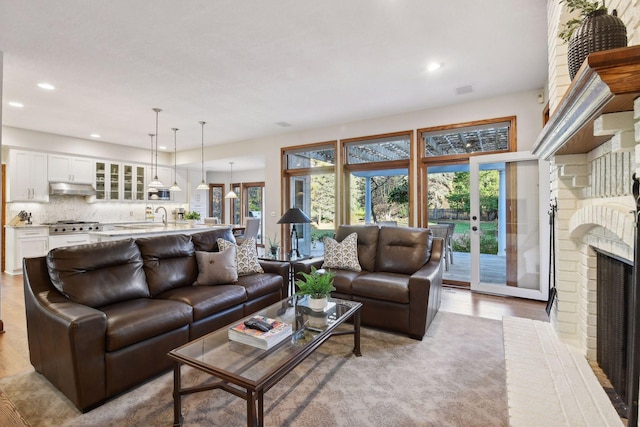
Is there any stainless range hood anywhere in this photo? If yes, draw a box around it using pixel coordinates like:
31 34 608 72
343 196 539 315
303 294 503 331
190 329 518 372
49 182 97 196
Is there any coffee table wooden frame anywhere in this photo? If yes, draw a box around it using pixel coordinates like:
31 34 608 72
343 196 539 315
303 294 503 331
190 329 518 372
168 297 362 427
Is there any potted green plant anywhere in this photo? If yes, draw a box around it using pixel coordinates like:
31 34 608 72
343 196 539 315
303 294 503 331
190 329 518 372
184 211 201 227
267 234 280 257
559 0 627 79
295 266 336 311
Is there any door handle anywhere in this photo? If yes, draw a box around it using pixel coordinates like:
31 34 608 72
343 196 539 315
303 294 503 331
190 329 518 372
472 226 478 231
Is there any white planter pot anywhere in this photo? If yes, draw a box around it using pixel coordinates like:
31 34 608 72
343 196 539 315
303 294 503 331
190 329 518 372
308 296 328 312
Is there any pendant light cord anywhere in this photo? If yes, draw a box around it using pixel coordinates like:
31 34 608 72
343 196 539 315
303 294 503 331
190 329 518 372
153 108 161 178
200 121 206 182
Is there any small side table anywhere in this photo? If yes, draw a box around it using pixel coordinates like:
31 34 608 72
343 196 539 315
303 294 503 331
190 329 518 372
259 254 311 296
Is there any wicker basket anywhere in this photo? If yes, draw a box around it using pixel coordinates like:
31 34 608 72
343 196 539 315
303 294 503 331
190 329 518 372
568 9 627 80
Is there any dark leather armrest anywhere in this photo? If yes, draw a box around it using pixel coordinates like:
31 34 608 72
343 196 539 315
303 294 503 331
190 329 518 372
259 259 290 298
291 257 324 277
407 237 444 338
23 256 108 410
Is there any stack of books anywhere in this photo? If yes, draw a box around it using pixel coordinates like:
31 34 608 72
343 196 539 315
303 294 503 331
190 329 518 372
228 316 292 350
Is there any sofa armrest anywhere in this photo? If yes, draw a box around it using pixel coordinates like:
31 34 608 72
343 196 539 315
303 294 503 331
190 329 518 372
407 237 444 338
291 257 324 277
259 259 290 298
23 257 108 411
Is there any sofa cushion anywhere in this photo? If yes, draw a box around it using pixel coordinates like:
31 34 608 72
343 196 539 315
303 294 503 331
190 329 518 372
336 225 379 272
136 234 199 296
376 226 432 275
157 285 247 322
47 239 149 308
329 269 364 294
322 232 361 272
195 247 238 285
351 272 410 304
191 228 236 252
218 237 264 276
236 273 283 299
101 298 192 351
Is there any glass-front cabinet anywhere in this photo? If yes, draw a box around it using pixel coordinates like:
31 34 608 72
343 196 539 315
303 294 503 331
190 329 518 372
95 162 121 201
123 164 146 201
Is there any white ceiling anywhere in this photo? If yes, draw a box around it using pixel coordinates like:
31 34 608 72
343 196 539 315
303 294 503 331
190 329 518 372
0 0 548 171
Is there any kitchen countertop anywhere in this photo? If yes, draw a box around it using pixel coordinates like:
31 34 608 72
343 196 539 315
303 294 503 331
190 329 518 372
89 223 230 238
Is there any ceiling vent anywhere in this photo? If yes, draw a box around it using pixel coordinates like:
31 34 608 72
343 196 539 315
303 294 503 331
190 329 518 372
455 85 473 95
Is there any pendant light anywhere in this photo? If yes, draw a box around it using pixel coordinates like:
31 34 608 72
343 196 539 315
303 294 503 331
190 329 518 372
225 161 238 199
147 107 164 189
196 121 209 190
147 133 158 193
169 127 182 192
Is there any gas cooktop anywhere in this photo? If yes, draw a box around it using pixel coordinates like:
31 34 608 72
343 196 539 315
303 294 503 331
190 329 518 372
43 221 102 234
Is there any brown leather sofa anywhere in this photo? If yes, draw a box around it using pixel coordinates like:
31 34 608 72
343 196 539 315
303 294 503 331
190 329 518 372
22 228 288 412
293 225 443 340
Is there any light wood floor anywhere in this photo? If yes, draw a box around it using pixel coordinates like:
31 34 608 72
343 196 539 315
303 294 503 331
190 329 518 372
0 272 549 380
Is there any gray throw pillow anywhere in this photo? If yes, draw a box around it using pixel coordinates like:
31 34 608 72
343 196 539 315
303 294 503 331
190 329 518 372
195 246 238 285
217 237 264 276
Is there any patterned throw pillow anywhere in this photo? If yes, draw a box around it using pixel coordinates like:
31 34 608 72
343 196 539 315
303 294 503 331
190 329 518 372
322 232 361 272
217 237 264 276
194 246 238 285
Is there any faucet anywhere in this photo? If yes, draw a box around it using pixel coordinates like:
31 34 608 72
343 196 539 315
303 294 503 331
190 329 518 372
155 206 167 225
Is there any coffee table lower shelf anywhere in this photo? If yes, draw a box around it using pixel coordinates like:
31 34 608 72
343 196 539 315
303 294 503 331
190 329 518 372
169 297 362 427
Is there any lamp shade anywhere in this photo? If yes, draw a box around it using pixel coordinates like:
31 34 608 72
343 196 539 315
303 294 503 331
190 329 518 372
277 208 311 224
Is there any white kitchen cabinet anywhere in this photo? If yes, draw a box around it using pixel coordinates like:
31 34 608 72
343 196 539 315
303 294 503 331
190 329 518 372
49 234 90 250
48 154 94 183
122 164 146 201
188 169 208 220
5 226 49 275
95 161 121 201
8 150 49 202
170 168 188 203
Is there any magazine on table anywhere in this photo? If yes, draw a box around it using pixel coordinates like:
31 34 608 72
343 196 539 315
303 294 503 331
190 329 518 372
228 316 292 350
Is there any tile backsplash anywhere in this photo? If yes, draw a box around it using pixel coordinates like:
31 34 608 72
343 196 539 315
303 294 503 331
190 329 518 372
8 195 188 224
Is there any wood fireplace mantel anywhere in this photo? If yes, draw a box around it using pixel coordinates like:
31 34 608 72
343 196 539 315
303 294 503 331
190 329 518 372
532 45 640 160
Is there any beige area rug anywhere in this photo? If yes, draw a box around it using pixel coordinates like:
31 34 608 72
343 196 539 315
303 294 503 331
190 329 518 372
0 312 507 426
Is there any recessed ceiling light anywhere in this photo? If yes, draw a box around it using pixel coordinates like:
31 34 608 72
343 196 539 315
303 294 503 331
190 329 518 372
158 145 167 150
90 133 101 138
8 101 24 108
37 82 55 90
426 62 442 72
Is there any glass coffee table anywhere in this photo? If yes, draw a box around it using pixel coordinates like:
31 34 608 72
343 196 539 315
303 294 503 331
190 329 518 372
168 296 362 427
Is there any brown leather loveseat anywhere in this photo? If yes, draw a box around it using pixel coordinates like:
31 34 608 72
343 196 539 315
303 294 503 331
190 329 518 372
22 228 288 412
293 225 443 340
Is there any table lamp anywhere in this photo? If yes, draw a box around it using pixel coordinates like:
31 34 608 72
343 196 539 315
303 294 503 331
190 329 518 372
277 208 312 258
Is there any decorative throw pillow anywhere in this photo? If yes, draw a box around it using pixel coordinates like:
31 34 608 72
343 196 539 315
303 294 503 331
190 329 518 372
195 246 238 285
322 232 361 272
217 237 264 276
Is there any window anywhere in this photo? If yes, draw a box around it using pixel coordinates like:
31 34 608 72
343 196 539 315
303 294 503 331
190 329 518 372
282 142 336 257
420 119 513 159
343 131 412 226
242 182 265 246
208 184 224 222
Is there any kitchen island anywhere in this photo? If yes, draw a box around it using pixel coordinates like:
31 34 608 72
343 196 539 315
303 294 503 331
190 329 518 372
89 223 230 243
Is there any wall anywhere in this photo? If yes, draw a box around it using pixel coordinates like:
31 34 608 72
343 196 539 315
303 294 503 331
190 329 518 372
189 89 545 241
2 89 544 239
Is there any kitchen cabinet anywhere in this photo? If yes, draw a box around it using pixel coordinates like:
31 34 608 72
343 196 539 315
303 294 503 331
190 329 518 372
95 161 121 201
188 169 208 220
8 150 49 202
48 154 94 183
49 234 90 250
171 168 188 203
123 164 146 201
5 226 49 275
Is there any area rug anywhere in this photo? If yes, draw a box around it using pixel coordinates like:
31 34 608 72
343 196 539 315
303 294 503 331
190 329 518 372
0 312 507 426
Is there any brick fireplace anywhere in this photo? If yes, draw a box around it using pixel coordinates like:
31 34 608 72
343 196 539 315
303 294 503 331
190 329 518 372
532 46 640 423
